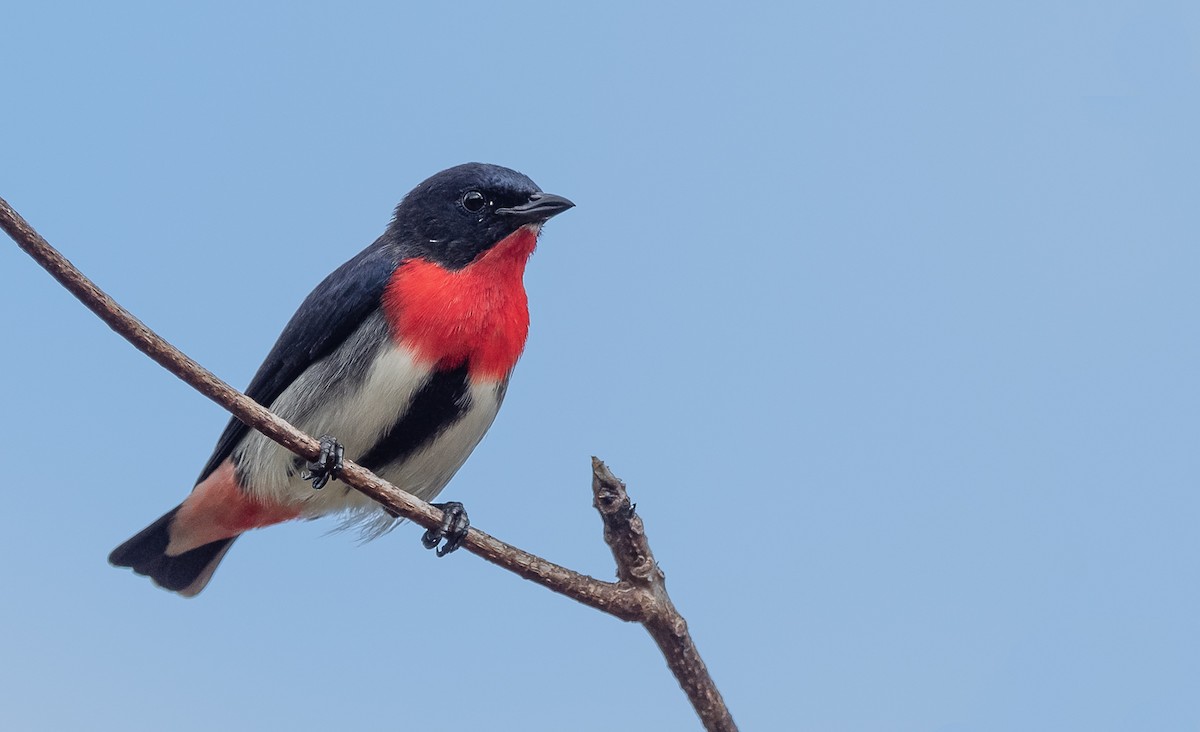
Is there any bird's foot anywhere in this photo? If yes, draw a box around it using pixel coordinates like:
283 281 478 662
302 434 344 490
421 501 470 557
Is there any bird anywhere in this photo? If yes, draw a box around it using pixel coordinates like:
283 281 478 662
109 162 574 597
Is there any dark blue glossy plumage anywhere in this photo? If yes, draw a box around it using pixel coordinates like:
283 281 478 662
196 243 397 484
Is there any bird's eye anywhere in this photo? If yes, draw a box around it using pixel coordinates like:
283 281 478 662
462 191 486 212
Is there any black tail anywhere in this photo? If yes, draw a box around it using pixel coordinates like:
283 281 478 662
109 506 236 597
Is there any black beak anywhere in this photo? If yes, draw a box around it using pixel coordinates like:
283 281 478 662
496 192 575 223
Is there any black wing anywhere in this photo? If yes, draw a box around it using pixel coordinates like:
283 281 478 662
194 239 397 484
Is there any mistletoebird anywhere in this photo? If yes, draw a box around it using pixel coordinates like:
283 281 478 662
110 163 574 596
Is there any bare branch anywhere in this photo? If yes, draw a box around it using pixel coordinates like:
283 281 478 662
0 194 737 731
593 459 737 732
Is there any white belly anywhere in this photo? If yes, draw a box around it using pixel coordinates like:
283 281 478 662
233 338 504 534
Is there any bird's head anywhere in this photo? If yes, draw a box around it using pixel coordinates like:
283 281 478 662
387 163 574 269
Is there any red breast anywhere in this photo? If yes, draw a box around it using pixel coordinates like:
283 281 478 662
381 226 537 380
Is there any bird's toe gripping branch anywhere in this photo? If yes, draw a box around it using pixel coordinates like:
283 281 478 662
422 501 470 557
302 434 345 490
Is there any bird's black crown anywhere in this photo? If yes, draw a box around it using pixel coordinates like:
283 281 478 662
386 162 569 270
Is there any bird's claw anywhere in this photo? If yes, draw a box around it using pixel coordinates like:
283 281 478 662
422 501 470 557
302 434 344 490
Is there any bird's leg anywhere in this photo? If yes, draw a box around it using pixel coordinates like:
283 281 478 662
302 434 344 490
421 501 470 557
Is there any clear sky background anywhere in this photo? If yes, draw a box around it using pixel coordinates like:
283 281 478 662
2 2 1198 730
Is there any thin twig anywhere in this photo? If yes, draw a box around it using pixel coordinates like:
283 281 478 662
0 194 737 731
593 459 737 732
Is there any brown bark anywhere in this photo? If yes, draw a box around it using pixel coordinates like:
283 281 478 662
1 194 737 731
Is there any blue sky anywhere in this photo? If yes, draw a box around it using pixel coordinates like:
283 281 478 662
2 2 1198 730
